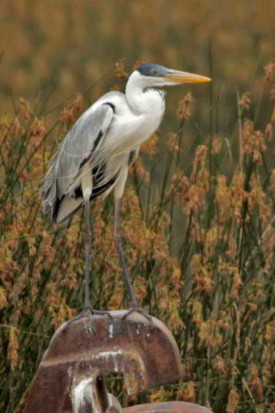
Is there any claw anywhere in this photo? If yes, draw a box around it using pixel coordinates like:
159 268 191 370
65 306 113 334
89 309 114 321
122 306 153 324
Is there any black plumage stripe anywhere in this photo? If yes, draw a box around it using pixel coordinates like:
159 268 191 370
74 162 119 201
90 174 117 200
73 176 117 201
104 102 115 112
79 130 103 170
52 195 64 223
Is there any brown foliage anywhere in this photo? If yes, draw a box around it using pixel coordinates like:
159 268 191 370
0 4 274 407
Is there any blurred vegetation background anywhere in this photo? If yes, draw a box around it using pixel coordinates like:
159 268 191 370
0 0 274 412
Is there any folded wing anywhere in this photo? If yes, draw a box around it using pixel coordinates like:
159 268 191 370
42 103 114 223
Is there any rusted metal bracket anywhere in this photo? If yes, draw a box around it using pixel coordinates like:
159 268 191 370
24 310 211 413
24 311 181 412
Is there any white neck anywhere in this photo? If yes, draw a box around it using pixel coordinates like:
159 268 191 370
125 71 163 114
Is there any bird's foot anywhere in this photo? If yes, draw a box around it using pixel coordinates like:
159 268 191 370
122 305 153 324
65 305 113 332
88 308 114 321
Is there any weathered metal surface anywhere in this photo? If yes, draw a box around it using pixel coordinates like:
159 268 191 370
123 401 212 412
24 310 182 413
71 375 123 413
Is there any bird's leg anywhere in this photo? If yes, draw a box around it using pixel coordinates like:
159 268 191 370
77 172 112 319
82 200 113 320
84 199 92 309
114 198 151 323
114 197 138 308
63 200 95 330
66 200 112 330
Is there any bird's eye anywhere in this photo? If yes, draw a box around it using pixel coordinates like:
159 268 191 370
150 68 158 76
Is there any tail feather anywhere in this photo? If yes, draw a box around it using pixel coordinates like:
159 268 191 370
55 197 83 224
42 168 83 224
41 171 57 217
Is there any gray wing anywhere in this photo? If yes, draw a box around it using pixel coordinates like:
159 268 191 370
42 103 114 220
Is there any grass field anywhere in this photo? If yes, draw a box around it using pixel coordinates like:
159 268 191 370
0 1 274 412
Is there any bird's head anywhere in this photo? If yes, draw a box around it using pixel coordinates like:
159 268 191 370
134 63 211 88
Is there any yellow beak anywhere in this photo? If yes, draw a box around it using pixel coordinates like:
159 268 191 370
165 70 211 84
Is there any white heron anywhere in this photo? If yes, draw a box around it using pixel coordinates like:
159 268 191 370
42 63 210 317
